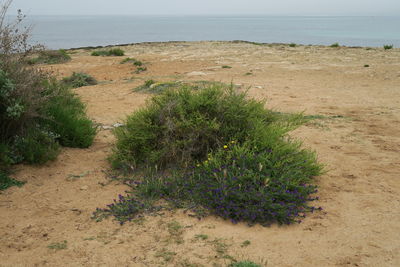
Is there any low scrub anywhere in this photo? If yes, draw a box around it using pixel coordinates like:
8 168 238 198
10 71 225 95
383 44 393 50
120 57 143 66
62 72 97 88
133 80 227 94
0 2 96 190
330 42 340 48
28 49 71 65
0 170 25 191
91 48 125 56
98 83 322 226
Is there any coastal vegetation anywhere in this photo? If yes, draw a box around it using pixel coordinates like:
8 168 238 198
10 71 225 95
95 83 322 226
62 72 98 88
0 0 96 190
383 44 393 50
91 48 125 56
330 42 340 48
28 49 71 64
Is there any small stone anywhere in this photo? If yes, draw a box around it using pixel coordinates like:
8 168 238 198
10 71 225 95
113 123 124 128
80 185 89 191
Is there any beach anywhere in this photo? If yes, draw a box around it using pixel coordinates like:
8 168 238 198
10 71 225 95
0 41 399 266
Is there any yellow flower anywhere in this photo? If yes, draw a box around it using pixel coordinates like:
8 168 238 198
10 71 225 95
223 145 228 149
204 160 208 164
231 140 236 144
196 164 200 167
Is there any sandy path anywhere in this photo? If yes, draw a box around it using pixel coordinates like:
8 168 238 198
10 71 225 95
1 41 399 266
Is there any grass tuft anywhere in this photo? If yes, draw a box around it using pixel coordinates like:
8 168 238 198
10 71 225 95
330 43 340 48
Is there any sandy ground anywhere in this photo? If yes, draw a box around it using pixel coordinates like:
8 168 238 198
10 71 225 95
1 41 400 267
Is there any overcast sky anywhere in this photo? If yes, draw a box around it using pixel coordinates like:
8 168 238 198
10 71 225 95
9 0 400 16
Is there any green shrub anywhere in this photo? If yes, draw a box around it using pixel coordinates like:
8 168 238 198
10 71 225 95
41 81 97 148
133 80 227 94
28 49 71 65
0 3 96 175
0 170 25 191
62 72 97 88
103 83 322 226
330 43 340 48
135 66 147 73
222 65 232 69
111 84 284 170
13 128 60 164
91 48 125 56
229 261 262 267
289 43 297 47
383 44 393 50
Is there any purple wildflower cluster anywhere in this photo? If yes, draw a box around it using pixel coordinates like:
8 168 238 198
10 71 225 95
162 145 322 225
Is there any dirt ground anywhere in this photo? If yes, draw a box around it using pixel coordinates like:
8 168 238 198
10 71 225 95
1 41 399 267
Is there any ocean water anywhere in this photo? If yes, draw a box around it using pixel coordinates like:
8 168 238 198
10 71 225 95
23 15 400 49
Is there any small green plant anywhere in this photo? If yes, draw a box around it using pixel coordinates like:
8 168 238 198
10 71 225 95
28 49 71 65
330 43 340 48
120 57 143 66
91 48 125 56
135 66 147 73
47 240 67 250
0 171 25 191
383 44 393 50
229 261 262 267
241 240 251 247
245 72 252 76
222 65 232 69
155 248 176 262
194 234 209 240
61 72 97 88
364 64 370 68
289 43 297 47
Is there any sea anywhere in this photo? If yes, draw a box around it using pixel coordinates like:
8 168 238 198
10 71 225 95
21 15 400 49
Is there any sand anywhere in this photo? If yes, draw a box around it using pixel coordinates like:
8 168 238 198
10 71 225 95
0 41 399 266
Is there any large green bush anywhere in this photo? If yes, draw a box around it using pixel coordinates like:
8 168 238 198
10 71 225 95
0 1 96 190
111 84 282 170
99 84 322 226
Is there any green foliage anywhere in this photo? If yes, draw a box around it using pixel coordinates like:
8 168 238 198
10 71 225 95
364 64 370 68
41 81 97 148
0 170 25 191
62 72 97 88
91 48 125 56
229 261 262 267
112 84 284 170
0 2 95 178
13 128 60 164
383 44 393 50
47 240 67 250
135 66 147 73
289 43 297 47
28 49 71 65
222 65 232 69
330 43 340 48
102 83 322 226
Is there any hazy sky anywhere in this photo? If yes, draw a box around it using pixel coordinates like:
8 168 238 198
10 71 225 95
9 0 400 16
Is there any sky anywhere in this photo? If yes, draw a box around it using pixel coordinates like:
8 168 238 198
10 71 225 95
9 0 400 16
